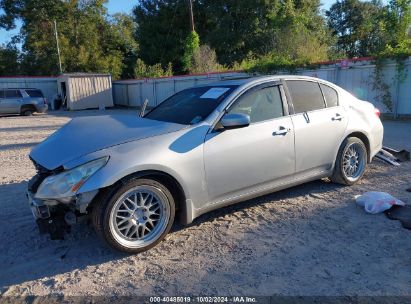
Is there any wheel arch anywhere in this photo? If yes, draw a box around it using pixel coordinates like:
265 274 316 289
20 104 36 113
344 131 371 163
89 169 189 225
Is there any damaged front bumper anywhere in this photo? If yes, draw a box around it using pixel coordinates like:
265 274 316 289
27 156 107 239
27 190 50 220
27 176 98 239
27 190 70 240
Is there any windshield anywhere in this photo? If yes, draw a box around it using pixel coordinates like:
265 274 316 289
145 85 238 125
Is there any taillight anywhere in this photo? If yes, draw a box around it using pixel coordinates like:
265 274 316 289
374 108 381 118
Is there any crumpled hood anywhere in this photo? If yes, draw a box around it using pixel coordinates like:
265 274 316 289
30 114 186 170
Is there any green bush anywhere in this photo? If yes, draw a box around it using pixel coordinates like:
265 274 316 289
134 59 173 78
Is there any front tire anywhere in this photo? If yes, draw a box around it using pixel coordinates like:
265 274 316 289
92 178 175 253
331 137 367 185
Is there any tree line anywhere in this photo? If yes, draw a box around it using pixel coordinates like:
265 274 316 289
0 0 410 79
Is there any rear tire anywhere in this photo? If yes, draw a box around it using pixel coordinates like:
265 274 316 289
331 137 367 186
92 178 175 253
21 107 34 116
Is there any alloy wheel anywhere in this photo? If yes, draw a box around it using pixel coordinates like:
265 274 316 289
109 185 170 248
342 142 366 182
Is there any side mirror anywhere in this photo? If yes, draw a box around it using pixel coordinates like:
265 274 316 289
220 113 250 130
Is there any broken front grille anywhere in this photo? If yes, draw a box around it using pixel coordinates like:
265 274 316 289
28 158 53 193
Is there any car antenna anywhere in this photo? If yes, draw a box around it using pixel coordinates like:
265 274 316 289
140 98 149 117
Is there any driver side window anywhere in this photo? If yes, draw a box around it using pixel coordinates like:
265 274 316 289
228 86 284 123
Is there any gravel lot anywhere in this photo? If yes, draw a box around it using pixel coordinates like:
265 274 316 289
0 110 410 297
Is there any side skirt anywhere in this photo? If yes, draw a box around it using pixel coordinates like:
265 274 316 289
184 170 331 224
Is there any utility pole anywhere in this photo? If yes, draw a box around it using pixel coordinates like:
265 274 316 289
53 19 63 74
188 0 195 32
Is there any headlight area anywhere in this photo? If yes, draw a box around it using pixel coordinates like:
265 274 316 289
29 157 108 240
35 156 109 201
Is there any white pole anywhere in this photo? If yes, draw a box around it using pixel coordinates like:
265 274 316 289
54 20 63 74
188 0 195 31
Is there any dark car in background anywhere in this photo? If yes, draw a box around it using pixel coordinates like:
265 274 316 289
0 88 48 116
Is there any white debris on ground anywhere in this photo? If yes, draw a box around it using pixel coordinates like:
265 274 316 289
0 110 411 297
356 192 405 214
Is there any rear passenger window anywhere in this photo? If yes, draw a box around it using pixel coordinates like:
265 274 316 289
320 84 338 107
26 89 44 97
286 80 325 114
4 90 22 98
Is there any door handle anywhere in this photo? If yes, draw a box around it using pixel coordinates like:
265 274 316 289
273 126 290 136
303 112 310 123
332 113 344 121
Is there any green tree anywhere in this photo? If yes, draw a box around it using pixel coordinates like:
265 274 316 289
383 0 411 54
0 0 139 79
133 0 192 73
108 13 139 79
199 0 277 65
0 44 20 75
182 30 199 72
134 0 334 71
269 0 335 63
326 0 387 57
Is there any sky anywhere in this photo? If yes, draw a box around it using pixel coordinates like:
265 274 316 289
0 0 337 46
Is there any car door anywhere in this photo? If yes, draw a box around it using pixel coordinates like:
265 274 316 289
203 83 295 204
2 89 23 114
285 80 347 176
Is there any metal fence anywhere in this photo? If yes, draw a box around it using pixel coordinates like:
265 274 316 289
296 57 411 116
1 56 410 115
112 72 248 108
112 58 411 116
0 77 58 103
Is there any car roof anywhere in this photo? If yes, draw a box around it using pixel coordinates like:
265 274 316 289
200 75 330 87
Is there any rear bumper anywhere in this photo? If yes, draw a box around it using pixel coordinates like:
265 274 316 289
369 120 384 160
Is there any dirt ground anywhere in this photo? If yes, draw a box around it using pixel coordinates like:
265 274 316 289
0 109 410 297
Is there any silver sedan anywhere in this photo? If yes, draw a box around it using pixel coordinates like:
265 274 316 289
28 76 383 253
